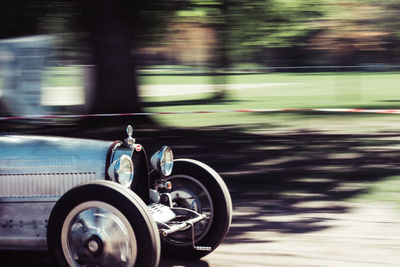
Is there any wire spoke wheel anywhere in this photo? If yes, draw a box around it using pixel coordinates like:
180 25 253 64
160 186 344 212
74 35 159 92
154 159 232 260
165 175 214 246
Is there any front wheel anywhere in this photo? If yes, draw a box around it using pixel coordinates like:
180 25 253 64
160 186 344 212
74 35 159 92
159 159 232 259
47 180 160 267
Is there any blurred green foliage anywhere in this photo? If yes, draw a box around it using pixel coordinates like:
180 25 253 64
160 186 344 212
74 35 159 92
1 0 400 66
175 0 324 63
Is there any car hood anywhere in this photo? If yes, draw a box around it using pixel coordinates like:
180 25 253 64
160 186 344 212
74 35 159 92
0 135 113 177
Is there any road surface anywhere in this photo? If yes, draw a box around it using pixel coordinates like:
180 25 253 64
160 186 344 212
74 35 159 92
1 199 399 267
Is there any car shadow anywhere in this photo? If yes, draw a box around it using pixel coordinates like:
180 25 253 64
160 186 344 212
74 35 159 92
160 256 210 267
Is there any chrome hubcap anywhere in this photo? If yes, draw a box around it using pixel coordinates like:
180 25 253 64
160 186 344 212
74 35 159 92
61 201 137 267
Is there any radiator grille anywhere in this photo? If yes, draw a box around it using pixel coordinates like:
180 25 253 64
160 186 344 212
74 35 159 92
0 172 97 198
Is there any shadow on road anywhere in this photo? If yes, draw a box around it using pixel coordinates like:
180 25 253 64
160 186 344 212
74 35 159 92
0 250 210 267
160 257 210 267
55 120 400 242
1 119 400 264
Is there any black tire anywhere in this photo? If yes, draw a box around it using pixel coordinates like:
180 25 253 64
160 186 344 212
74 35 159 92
161 159 232 260
47 180 160 267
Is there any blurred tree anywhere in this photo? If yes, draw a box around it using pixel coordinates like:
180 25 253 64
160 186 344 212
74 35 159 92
364 0 400 62
177 0 324 65
306 0 400 66
78 0 186 114
0 0 185 115
170 0 323 97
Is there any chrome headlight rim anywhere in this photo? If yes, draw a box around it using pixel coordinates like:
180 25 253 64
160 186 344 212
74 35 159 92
108 154 134 187
150 146 174 176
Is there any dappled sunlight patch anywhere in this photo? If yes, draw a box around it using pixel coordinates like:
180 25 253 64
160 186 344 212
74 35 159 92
258 145 292 150
326 152 363 159
295 178 335 184
292 201 344 209
278 192 326 199
306 165 352 172
250 156 304 167
329 182 367 194
355 145 400 152
359 163 400 169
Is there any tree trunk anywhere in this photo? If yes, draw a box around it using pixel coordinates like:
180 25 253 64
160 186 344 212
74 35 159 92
80 0 140 114
211 0 229 100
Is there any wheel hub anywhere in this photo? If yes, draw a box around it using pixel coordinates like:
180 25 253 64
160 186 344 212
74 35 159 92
85 235 103 256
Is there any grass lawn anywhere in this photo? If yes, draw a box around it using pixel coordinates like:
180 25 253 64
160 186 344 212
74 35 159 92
141 72 400 110
2 68 400 132
140 72 400 131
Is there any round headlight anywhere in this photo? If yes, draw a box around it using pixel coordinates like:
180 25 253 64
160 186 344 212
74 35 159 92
160 146 173 176
108 155 134 187
150 146 174 176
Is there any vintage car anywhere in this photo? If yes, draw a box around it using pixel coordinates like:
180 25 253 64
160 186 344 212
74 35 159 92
0 125 232 267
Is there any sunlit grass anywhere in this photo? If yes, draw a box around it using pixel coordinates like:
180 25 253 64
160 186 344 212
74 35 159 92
141 72 400 109
3 67 400 133
43 66 83 87
141 72 400 131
